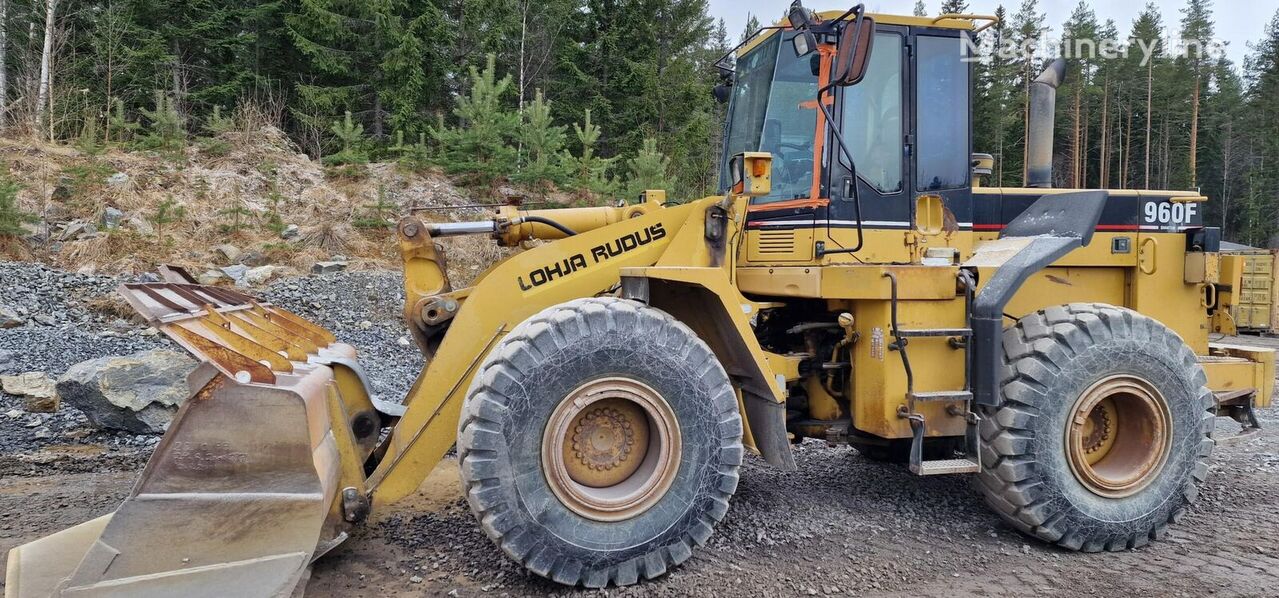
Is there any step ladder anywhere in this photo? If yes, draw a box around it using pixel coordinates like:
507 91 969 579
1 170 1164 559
884 270 981 476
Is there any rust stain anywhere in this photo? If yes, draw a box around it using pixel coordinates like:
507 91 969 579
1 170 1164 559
1045 274 1073 286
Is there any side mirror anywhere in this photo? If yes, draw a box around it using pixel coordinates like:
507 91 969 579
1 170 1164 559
729 152 773 197
833 16 875 86
712 83 732 104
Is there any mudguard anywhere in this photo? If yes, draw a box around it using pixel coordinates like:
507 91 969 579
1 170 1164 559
967 190 1109 406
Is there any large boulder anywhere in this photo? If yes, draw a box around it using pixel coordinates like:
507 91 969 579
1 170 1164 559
0 305 22 328
57 349 198 434
0 372 59 412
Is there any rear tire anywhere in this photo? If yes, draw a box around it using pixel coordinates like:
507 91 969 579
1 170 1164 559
978 304 1214 552
457 298 743 587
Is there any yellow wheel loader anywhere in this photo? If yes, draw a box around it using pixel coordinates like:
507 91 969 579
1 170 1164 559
8 2 1274 595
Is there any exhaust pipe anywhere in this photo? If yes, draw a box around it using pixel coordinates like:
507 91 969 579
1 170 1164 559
1025 58 1066 189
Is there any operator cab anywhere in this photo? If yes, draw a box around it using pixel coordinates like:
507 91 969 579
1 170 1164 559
719 8 979 262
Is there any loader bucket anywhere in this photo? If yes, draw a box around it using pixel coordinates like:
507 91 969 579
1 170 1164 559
5 282 378 598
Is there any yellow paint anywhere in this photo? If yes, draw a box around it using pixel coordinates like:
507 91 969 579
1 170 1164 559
852 299 968 439
1203 344 1276 408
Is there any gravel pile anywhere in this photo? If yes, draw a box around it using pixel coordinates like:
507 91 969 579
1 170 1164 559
262 271 422 402
0 263 166 375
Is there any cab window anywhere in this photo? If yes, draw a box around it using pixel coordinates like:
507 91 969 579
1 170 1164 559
720 32 819 203
915 35 970 191
839 31 903 194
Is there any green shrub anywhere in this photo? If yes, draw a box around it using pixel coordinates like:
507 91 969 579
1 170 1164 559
0 178 37 238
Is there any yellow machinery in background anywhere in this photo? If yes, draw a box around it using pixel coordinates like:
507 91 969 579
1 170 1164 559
1215 246 1279 334
7 2 1273 596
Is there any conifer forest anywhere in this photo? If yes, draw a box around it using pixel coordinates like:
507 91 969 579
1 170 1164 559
1 0 1278 244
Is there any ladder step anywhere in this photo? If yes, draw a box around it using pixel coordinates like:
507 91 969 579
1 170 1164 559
895 328 972 338
908 390 973 402
910 458 981 476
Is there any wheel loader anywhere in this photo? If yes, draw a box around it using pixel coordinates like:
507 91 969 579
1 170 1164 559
7 2 1274 596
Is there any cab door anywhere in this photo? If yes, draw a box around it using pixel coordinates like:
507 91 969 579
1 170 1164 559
909 28 974 240
825 25 910 261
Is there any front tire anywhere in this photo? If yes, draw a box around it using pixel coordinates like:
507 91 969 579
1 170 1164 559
978 304 1214 552
457 298 743 587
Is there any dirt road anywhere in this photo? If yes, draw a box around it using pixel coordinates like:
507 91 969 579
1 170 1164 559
2 368 1277 597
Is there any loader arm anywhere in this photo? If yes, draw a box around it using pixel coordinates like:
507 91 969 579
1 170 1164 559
370 197 736 504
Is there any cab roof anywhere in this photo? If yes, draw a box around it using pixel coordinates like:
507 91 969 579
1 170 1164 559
737 9 993 57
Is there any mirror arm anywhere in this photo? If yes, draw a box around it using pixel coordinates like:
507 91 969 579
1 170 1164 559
813 83 864 257
816 6 868 257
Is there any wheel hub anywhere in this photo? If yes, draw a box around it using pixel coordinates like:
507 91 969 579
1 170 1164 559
1066 375 1172 498
543 378 681 521
567 400 648 486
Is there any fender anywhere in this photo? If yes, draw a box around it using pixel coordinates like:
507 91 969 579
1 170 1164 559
621 267 797 471
967 190 1109 405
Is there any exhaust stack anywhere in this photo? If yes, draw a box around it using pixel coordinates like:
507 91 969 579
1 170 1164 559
1025 58 1066 189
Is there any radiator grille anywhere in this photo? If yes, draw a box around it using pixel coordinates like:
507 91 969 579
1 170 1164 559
756 229 796 254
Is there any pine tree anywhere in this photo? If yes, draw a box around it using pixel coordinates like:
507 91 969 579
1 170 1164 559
324 111 370 166
913 1 927 17
1009 0 1049 186
515 90 568 189
1059 1 1099 188
1178 0 1215 188
136 90 186 151
1124 5 1167 190
741 14 761 43
939 0 969 13
973 6 1019 184
562 109 617 200
431 54 518 187
625 138 673 200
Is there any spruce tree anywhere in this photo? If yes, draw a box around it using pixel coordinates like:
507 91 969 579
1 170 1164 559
1244 9 1279 243
287 0 448 140
515 90 569 189
914 2 927 17
137 90 186 151
324 111 370 166
625 138 674 200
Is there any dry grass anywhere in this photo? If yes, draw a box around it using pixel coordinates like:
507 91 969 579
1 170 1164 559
1 132 481 275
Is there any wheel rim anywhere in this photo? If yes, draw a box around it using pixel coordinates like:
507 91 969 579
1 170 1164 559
542 377 681 522
1066 375 1172 498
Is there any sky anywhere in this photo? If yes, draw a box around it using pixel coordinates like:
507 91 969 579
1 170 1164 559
708 0 1277 69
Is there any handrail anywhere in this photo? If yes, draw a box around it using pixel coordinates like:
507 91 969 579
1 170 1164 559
931 13 1001 34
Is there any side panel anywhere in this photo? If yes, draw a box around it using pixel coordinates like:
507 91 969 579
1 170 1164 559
852 298 968 439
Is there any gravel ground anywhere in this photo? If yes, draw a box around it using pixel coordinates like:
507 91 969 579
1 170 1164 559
1 260 1277 596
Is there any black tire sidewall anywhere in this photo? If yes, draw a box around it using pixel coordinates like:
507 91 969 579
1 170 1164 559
1027 331 1204 529
459 299 741 578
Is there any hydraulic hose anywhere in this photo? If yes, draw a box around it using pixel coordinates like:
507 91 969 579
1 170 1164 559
514 215 577 237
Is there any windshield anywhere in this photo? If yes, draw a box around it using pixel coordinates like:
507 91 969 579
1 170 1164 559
721 32 819 203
